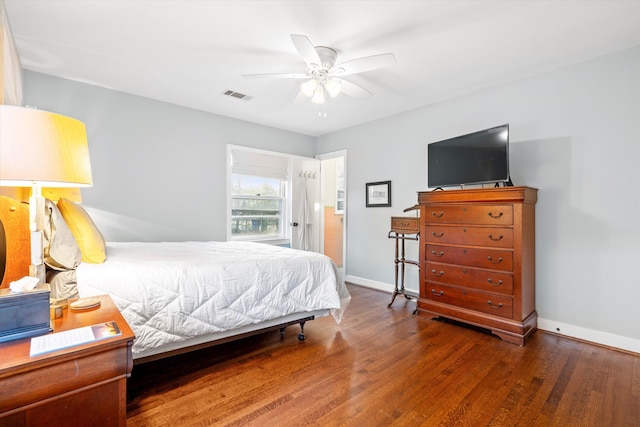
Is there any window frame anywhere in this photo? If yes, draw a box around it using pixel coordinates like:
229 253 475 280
227 145 291 245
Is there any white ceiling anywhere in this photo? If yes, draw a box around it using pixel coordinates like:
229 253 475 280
5 1 640 137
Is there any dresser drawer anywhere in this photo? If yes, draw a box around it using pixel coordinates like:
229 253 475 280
391 216 420 234
425 225 513 248
424 204 513 225
426 244 513 271
425 262 514 294
425 283 513 319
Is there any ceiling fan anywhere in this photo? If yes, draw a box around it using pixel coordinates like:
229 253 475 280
243 34 396 105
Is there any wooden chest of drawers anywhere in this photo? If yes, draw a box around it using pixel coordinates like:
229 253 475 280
416 186 537 345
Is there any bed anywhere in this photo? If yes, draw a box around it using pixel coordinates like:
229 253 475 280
0 195 350 363
76 240 350 362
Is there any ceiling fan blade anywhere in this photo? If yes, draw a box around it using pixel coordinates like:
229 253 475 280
334 53 396 76
293 90 309 104
290 34 322 68
337 78 372 98
242 72 309 79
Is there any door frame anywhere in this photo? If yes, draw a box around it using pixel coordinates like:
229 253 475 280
316 150 347 275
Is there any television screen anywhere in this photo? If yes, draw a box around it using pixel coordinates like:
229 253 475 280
427 124 510 188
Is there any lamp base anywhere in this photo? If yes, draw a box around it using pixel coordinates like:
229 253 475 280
29 194 46 285
29 263 46 284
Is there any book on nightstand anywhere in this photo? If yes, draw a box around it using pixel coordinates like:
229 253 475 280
29 321 122 357
90 321 122 339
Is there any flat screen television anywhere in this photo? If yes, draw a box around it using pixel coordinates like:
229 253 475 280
427 124 511 188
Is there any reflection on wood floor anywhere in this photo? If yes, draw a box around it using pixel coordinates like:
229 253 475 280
127 284 640 426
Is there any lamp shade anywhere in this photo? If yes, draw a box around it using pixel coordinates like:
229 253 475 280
0 106 92 188
0 187 83 203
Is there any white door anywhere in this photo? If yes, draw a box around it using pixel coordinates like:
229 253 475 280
290 155 320 252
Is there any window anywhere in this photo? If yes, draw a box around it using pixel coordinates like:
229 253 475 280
230 174 285 239
228 147 289 242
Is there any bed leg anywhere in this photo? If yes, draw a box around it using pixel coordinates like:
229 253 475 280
297 321 306 341
279 327 286 336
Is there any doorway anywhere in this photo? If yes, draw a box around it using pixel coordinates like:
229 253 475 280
317 150 347 276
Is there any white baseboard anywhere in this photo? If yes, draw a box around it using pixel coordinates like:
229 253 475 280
345 275 392 293
345 275 639 354
537 318 640 354
345 275 418 296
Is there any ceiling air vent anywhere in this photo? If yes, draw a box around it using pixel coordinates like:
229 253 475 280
223 90 251 101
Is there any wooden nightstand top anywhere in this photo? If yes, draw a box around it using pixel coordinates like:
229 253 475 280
0 294 135 373
0 294 135 424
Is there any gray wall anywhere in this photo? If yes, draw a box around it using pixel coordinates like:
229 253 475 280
24 71 316 242
317 46 640 345
23 46 640 348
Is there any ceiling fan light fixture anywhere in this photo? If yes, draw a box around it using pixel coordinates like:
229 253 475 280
324 78 342 98
300 79 318 97
311 86 325 104
245 35 394 109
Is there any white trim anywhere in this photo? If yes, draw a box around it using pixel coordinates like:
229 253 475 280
346 274 419 295
317 150 348 274
346 275 640 354
346 275 397 293
538 318 640 354
226 144 291 243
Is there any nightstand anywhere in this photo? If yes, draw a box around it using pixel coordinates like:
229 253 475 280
0 294 135 426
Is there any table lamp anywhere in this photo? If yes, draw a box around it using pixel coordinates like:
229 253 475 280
0 105 92 284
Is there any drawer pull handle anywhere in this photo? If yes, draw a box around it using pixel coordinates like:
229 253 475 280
488 234 504 241
487 256 503 264
487 301 503 309
432 211 444 218
431 289 444 297
487 278 503 286
432 231 444 238
488 212 504 219
401 222 410 226
431 269 444 277
432 250 445 257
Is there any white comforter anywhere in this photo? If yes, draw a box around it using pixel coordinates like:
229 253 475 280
77 241 350 357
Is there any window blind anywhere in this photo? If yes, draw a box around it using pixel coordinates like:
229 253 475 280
231 149 289 180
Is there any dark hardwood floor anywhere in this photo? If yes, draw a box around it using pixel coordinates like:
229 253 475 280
126 284 640 426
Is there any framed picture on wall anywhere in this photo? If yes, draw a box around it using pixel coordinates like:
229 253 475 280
366 181 391 207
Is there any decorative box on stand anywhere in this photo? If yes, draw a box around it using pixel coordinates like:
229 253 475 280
0 283 51 343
